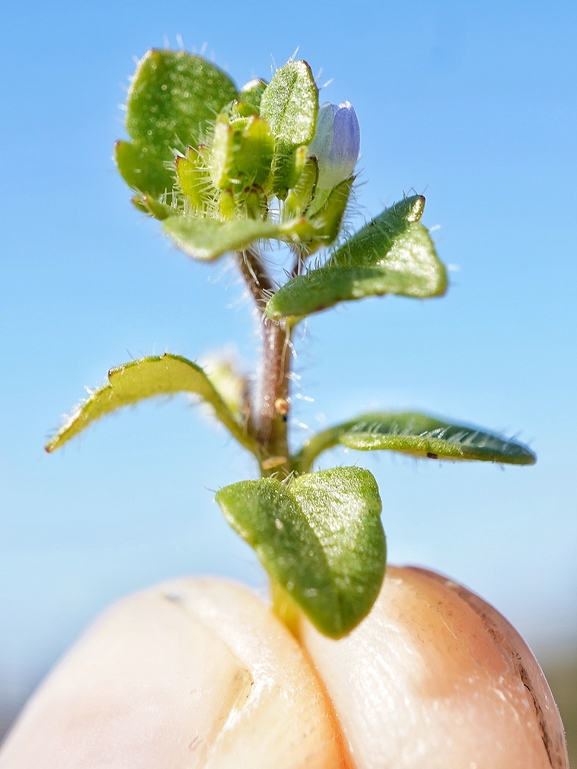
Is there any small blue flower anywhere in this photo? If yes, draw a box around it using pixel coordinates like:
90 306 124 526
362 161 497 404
308 101 360 191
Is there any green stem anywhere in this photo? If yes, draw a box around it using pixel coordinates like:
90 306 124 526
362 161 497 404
270 581 301 639
292 421 356 474
236 248 299 634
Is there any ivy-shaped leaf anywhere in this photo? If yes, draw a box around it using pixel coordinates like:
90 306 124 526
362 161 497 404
215 467 386 639
294 412 536 472
260 60 318 198
266 195 447 319
115 50 238 199
46 354 256 455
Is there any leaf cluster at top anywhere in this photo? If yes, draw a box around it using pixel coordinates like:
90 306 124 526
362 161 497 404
113 49 448 319
115 51 352 261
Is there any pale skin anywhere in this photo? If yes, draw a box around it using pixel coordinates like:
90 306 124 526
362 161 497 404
0 567 568 769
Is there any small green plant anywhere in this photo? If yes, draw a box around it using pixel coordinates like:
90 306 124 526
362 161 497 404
46 49 535 639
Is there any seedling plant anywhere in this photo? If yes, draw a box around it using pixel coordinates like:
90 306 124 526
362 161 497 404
46 49 535 640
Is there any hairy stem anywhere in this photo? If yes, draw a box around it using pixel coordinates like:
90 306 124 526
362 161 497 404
236 247 292 477
288 243 309 278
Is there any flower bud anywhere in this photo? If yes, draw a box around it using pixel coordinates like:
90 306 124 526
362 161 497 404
308 101 360 191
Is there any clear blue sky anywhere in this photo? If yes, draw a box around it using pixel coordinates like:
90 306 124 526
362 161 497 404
1 0 576 714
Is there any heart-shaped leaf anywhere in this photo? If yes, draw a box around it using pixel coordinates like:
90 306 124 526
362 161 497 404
115 50 238 199
46 354 256 454
266 195 447 319
295 412 536 472
215 467 386 638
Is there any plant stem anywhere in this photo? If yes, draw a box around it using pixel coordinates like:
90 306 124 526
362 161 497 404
270 581 301 639
236 247 292 477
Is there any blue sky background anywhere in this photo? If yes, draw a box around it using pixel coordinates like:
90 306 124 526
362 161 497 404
1 0 576 721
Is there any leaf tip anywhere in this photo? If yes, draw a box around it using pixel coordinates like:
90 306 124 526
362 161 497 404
520 447 537 465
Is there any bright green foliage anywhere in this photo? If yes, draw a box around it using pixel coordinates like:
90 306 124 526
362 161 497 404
115 51 355 259
260 60 319 198
163 215 282 260
305 177 355 253
266 195 447 319
209 113 275 192
234 117 275 189
162 206 357 261
280 177 354 255
175 149 213 213
294 412 536 472
260 61 318 144
239 78 267 112
283 157 319 220
215 467 386 638
210 114 243 189
46 354 256 455
133 194 175 220
115 50 238 199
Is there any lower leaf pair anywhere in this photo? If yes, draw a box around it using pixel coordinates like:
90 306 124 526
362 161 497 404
215 467 386 639
45 352 535 639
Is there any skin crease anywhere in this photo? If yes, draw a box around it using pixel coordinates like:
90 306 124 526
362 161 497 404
0 569 568 769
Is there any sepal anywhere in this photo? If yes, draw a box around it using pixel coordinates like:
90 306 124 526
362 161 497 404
260 61 319 198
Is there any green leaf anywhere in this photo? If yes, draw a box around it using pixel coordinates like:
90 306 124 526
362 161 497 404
132 193 175 221
239 78 267 112
215 467 386 639
283 157 319 220
115 139 171 203
234 116 275 188
280 178 355 256
260 60 318 197
294 412 536 472
163 214 282 260
306 177 355 252
260 60 318 148
162 207 337 259
175 148 213 213
46 354 256 455
116 50 238 199
266 195 447 319
209 114 275 191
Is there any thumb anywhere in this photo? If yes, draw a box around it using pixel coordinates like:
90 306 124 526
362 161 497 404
0 578 348 769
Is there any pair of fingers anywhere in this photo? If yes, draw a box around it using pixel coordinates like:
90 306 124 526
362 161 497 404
0 568 568 768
